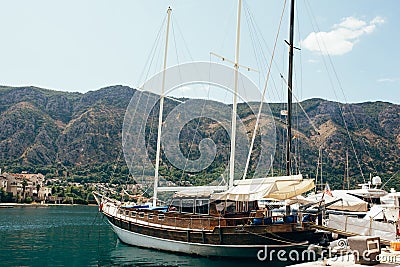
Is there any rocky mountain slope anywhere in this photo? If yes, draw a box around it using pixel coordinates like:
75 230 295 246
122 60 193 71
0 85 398 188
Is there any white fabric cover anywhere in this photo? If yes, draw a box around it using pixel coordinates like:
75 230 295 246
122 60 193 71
212 174 314 201
328 214 396 241
304 190 369 212
264 179 315 200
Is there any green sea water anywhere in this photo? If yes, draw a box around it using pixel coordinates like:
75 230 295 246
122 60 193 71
0 205 292 266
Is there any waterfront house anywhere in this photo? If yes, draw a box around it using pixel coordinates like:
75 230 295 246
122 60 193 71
1 172 50 201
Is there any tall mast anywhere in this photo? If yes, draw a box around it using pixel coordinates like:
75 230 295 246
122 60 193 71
344 150 349 189
286 0 295 176
320 148 323 191
153 7 172 207
229 0 242 188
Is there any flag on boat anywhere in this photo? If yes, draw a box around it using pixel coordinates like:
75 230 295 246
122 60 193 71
324 183 333 197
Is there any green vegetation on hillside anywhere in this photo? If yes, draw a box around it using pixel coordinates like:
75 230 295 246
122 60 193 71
0 85 399 199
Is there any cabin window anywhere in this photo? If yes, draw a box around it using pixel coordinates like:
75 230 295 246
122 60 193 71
158 214 165 221
130 211 136 217
125 210 130 216
138 212 145 219
181 199 194 213
195 199 209 215
234 201 257 212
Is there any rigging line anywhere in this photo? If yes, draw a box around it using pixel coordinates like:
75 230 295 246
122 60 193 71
142 12 178 188
130 93 155 173
342 103 379 174
243 3 263 88
304 0 366 182
295 2 303 173
173 14 194 62
126 92 160 191
122 93 158 187
244 0 289 115
242 0 287 180
380 170 400 190
155 30 166 82
243 5 260 85
218 3 236 58
295 85 302 173
279 71 286 175
125 94 156 191
137 14 168 86
243 1 281 102
88 208 100 238
315 148 320 189
178 96 212 185
174 85 193 184
303 1 377 176
108 148 124 186
175 63 213 185
295 1 303 101
171 18 183 82
245 3 281 73
123 15 168 180
207 56 228 187
310 7 377 176
245 2 277 102
240 227 308 246
280 75 321 144
177 58 228 185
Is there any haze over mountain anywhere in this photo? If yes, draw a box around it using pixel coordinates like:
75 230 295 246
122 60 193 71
0 85 398 189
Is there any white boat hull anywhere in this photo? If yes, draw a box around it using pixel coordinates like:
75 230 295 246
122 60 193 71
108 220 294 258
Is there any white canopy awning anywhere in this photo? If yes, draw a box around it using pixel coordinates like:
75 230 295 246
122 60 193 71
211 174 315 201
264 179 315 200
304 190 369 212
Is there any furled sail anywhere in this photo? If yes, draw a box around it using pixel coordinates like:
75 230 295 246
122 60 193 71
212 174 314 201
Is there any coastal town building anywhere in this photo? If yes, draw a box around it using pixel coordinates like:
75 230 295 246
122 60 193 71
0 172 51 202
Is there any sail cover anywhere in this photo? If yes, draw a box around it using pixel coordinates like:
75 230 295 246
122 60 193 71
212 174 315 201
303 190 369 212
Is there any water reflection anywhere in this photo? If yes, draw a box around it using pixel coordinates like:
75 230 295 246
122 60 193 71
0 206 288 267
103 239 288 267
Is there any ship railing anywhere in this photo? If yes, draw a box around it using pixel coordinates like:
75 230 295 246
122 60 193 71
117 208 309 231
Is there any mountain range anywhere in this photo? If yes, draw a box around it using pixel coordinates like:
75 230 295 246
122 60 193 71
0 85 398 189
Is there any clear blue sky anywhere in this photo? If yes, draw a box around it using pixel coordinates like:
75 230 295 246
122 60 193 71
0 0 398 104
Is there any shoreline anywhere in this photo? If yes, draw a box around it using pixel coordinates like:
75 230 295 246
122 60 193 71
0 203 98 208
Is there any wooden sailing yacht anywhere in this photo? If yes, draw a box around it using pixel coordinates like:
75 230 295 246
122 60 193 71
94 0 323 257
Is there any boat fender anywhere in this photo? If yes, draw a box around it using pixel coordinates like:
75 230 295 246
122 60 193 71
99 202 103 212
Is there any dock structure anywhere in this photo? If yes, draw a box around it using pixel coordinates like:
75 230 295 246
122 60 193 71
290 234 400 267
310 223 392 246
290 253 400 266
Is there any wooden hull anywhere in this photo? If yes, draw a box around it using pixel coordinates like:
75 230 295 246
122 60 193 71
110 222 268 257
94 193 323 258
104 214 321 258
